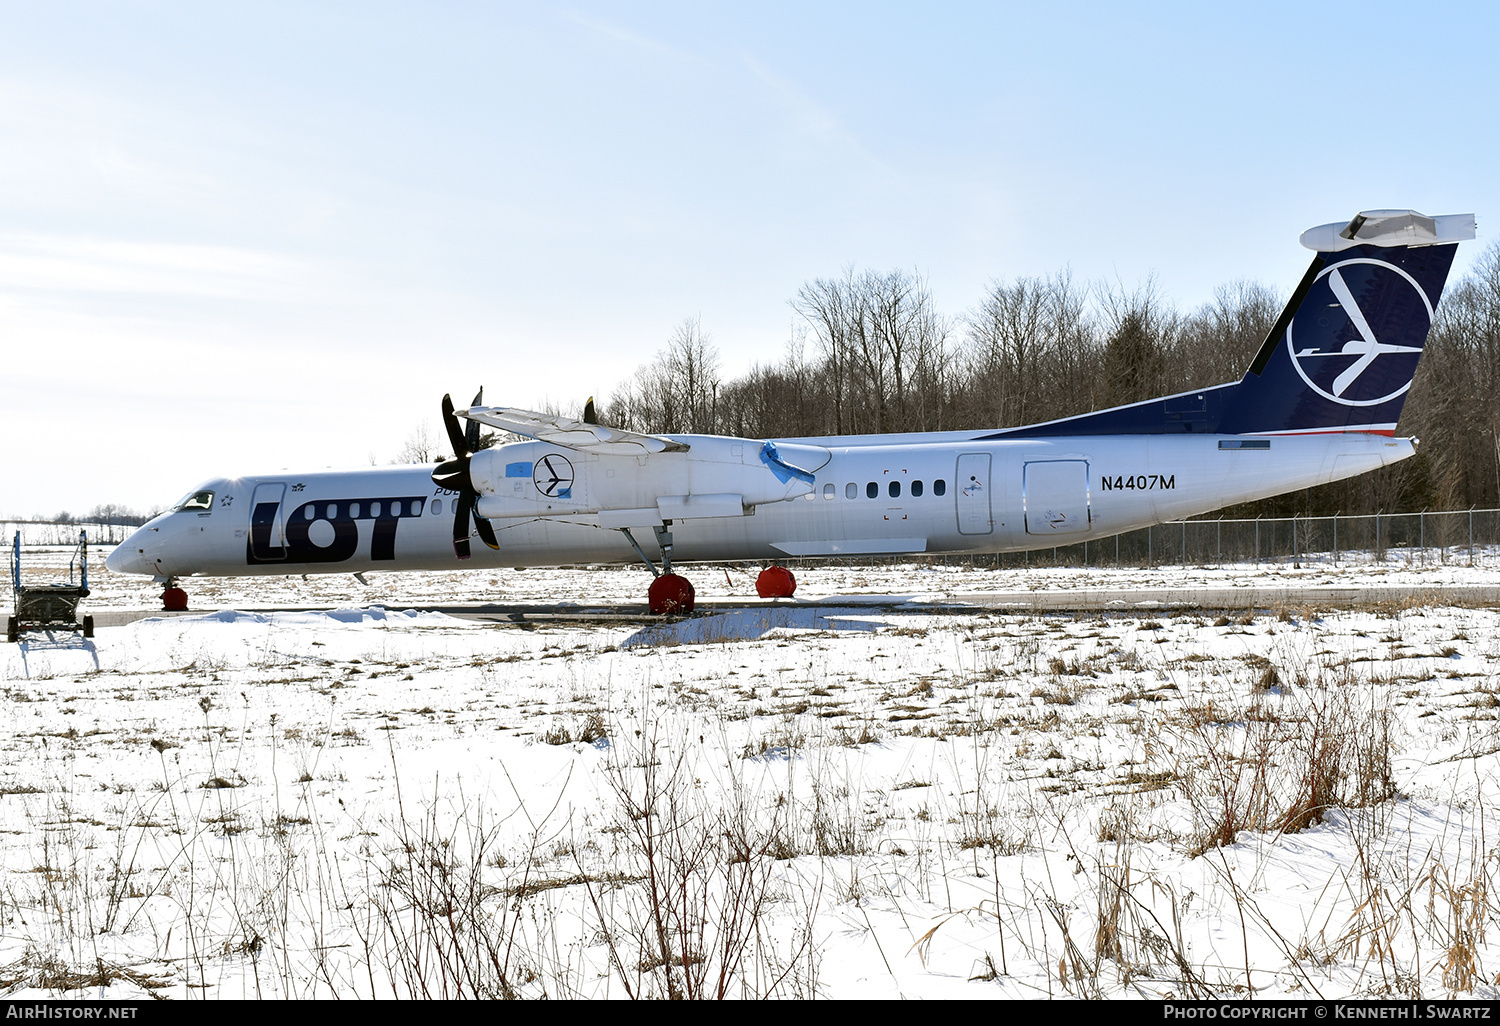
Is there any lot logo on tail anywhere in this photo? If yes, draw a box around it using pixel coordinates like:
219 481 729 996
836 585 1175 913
1287 257 1433 407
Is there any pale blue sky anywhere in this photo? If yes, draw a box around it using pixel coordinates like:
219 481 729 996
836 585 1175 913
2 1 1494 514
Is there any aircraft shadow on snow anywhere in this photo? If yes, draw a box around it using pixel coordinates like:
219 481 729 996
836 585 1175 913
620 606 890 648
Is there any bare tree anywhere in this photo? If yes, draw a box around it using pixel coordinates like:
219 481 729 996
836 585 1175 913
1174 280 1281 388
964 275 1051 427
1097 276 1176 407
664 316 721 434
1406 241 1500 508
793 268 951 434
607 317 722 435
793 271 858 434
394 421 441 464
906 290 954 432
959 269 1102 427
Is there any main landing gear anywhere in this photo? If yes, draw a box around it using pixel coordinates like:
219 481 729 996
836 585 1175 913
619 523 695 614
648 573 695 615
618 525 693 612
156 576 188 611
617 524 799 612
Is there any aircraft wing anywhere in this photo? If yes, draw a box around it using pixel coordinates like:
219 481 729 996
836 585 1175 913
458 406 691 456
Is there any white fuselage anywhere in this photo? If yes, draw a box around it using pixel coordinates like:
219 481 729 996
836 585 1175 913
108 431 1412 580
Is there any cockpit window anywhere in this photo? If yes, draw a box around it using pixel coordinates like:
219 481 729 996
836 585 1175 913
175 491 215 511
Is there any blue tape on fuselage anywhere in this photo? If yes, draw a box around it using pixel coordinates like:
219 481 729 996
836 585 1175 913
506 462 534 478
759 441 815 486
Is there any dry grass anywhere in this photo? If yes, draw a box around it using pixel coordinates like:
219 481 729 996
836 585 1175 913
2 597 1498 999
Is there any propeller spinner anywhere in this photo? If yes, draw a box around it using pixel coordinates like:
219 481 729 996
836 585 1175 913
432 388 500 559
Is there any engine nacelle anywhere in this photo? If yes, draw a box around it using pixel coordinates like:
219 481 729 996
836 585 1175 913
470 436 831 528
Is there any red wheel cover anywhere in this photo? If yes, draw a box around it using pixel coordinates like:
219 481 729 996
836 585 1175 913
648 573 695 614
755 566 797 598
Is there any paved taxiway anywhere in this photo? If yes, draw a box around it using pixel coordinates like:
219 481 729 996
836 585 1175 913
73 583 1500 628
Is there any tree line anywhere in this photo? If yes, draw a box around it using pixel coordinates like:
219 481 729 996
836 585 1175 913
602 244 1500 517
9 504 157 528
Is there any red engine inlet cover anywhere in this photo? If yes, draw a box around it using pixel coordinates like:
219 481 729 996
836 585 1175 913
161 587 189 612
755 566 797 599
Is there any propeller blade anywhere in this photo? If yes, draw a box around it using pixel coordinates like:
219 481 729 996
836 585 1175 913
583 396 598 425
452 490 475 560
465 387 484 453
474 513 499 551
441 394 468 460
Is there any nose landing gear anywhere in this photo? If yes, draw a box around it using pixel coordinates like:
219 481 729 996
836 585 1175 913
156 577 188 611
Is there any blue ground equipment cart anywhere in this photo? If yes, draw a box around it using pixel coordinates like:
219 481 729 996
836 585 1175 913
7 531 93 643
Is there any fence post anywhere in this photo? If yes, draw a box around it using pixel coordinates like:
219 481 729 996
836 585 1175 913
1292 514 1299 569
1217 517 1222 565
1375 509 1382 563
1333 512 1339 565
1469 507 1475 567
1255 516 1260 563
1419 508 1426 564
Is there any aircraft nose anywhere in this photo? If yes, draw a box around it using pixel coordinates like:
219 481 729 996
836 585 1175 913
106 529 155 575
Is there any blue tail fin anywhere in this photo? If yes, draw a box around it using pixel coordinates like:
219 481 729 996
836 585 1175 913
1217 210 1475 435
982 210 1474 440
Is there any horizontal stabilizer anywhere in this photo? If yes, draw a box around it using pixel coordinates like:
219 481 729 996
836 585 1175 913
1300 210 1475 252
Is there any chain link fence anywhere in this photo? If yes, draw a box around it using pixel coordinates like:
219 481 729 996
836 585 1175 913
995 508 1500 569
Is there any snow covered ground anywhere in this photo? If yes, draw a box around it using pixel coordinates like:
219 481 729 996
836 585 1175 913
1 547 1498 999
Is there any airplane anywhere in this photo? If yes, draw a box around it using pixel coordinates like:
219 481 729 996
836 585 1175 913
107 209 1475 614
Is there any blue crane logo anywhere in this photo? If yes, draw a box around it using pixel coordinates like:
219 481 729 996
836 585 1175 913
1286 258 1433 408
533 454 575 498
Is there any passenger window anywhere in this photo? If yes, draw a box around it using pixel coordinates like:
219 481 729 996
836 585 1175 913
303 506 314 520
866 482 878 499
432 499 442 515
823 484 835 499
350 503 360 518
326 504 337 519
934 479 946 496
371 501 382 517
912 480 924 497
846 483 857 499
889 481 901 498
391 500 403 516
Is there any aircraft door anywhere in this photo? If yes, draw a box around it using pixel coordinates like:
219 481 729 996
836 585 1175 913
249 483 287 561
955 453 993 535
1023 460 1091 535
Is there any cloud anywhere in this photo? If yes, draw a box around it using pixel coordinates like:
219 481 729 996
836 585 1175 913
738 55 901 184
565 13 709 67
0 232 329 302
